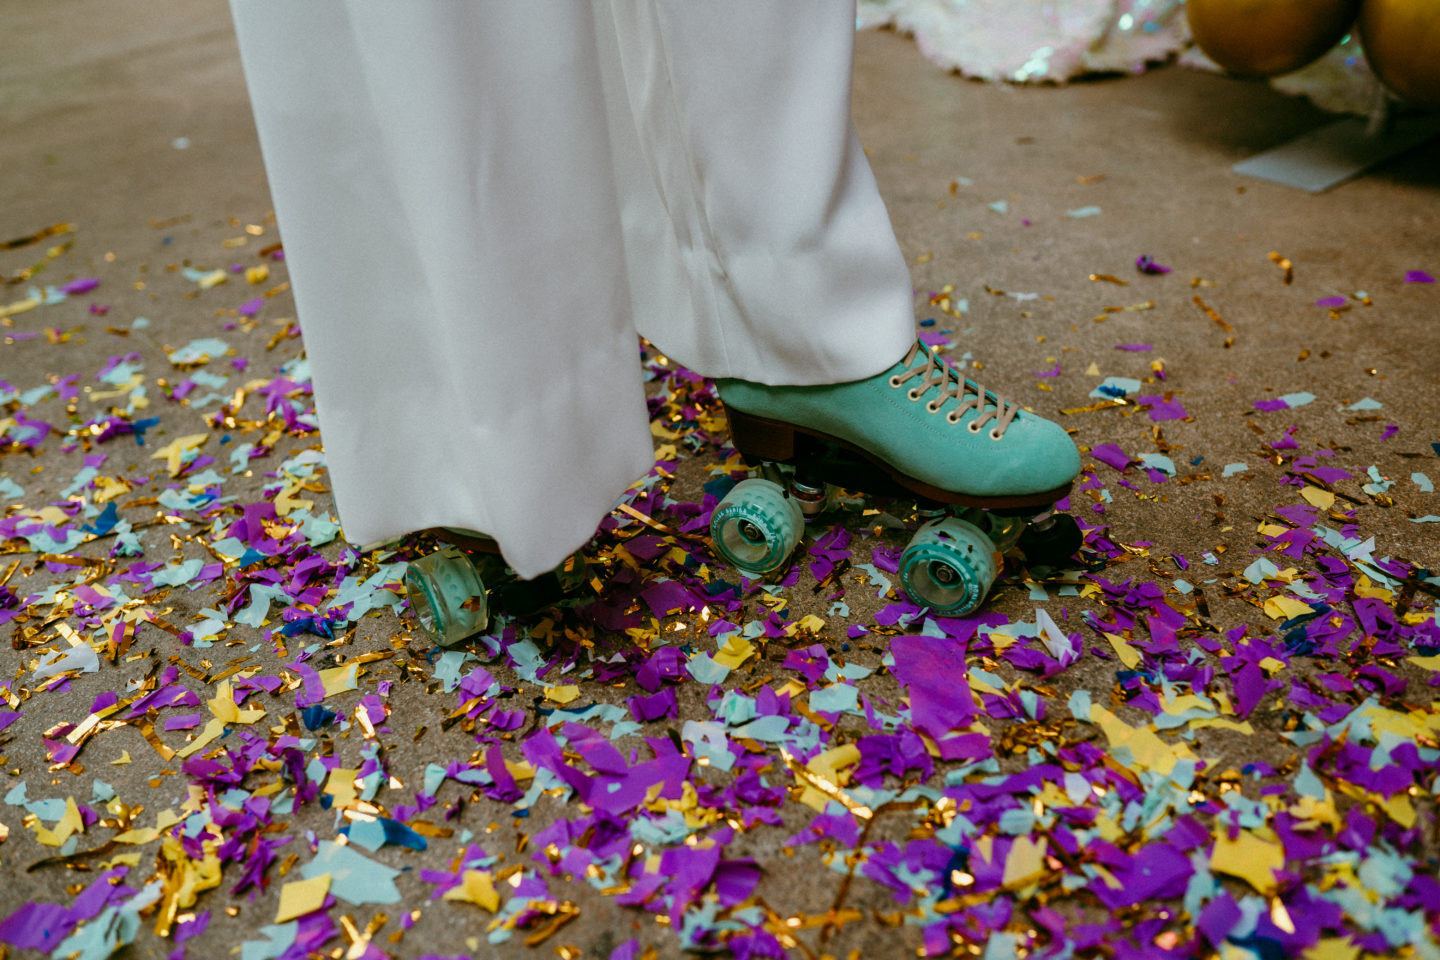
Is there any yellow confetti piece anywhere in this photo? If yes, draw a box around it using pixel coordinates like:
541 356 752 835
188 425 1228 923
1090 705 1195 777
1262 595 1314 620
1258 656 1287 675
323 768 359 807
150 433 210 478
1104 632 1141 669
0 295 41 319
274 482 315 517
1211 831 1283 893
111 750 132 765
155 834 221 935
1258 523 1288 538
318 664 359 698
196 268 227 289
208 680 266 725
1300 486 1336 510
1304 938 1360 960
1189 717 1256 735
98 852 143 870
713 635 755 670
275 873 330 922
1407 655 1440 673
1353 576 1394 601
795 743 861 813
442 870 500 911
245 265 270 285
1002 835 1049 888
543 685 580 705
174 717 225 759
31 796 84 847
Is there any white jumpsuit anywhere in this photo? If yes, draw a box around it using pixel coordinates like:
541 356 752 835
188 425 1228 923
229 2 915 578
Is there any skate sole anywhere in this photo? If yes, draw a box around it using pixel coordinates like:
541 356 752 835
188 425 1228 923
723 403 1072 511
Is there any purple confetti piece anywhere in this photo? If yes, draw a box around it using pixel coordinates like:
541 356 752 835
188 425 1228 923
1135 255 1171 274
1114 343 1153 351
1314 296 1347 308
1405 270 1434 283
60 277 100 294
1089 443 1134 472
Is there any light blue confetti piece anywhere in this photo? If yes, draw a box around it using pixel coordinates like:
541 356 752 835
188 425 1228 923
853 563 893 597
1278 392 1315 407
0 476 23 500
1244 557 1280 584
56 881 163 960
1067 206 1102 218
1027 582 1051 601
19 384 55 405
987 200 1008 214
433 650 477 692
230 442 256 472
233 584 287 627
1345 397 1383 410
686 652 730 685
1138 453 1176 476
1172 579 1194 594
809 684 859 714
3 782 26 807
293 509 341 547
26 527 88 553
1222 463 1248 478
150 559 206 588
984 932 1020 960
29 797 68 820
1413 515 1440 523
91 780 115 804
828 661 873 682
347 817 387 852
731 715 791 742
190 369 230 389
1067 689 1092 720
1202 552 1220 565
240 923 299 960
166 338 229 365
1413 473 1434 493
827 600 850 618
1089 376 1143 400
302 841 402 904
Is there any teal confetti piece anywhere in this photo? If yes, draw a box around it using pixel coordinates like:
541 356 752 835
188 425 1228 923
1067 206 1102 218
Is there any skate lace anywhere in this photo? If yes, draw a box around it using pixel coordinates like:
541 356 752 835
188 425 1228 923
889 341 1022 439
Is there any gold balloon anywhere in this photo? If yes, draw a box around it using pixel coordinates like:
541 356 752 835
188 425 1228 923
1360 0 1440 108
1187 0 1363 77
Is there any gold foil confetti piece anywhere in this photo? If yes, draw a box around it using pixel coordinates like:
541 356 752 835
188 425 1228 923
1192 295 1233 333
1268 250 1294 284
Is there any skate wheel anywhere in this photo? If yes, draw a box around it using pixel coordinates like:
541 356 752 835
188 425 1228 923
404 546 487 646
1019 513 1083 567
899 516 999 616
710 478 804 575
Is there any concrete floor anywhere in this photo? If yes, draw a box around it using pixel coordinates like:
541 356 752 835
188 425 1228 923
2 2 1438 958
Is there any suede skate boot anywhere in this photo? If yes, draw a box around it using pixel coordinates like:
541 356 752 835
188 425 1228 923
714 340 1080 507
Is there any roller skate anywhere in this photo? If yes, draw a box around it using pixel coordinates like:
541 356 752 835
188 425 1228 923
403 530 586 647
709 340 1082 616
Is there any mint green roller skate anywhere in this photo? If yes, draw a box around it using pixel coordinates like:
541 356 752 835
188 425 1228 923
403 530 587 647
710 340 1082 616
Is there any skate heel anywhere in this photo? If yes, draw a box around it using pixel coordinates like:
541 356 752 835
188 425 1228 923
723 405 796 462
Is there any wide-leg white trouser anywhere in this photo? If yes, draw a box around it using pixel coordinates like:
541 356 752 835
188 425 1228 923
229 2 915 578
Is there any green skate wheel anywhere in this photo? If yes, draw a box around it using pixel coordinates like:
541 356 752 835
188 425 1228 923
710 478 804 575
899 516 1000 616
404 546 487 646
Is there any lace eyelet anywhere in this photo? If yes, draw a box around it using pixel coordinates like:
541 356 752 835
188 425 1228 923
889 376 903 388
989 428 1004 441
926 401 941 414
947 411 960 424
967 421 982 434
907 389 922 402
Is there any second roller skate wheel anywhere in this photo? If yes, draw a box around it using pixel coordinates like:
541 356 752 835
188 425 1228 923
710 478 805 575
404 546 488 647
899 516 1000 616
